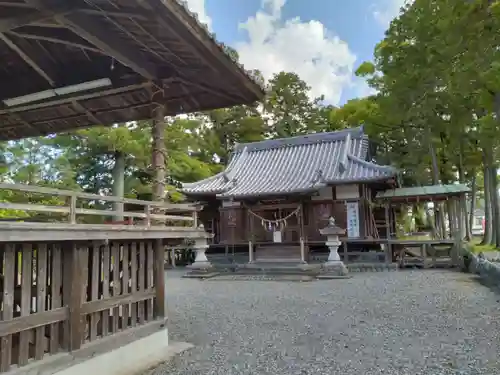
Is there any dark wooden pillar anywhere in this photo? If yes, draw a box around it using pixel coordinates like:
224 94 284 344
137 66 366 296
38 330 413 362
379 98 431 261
154 239 166 319
151 86 166 202
63 242 83 351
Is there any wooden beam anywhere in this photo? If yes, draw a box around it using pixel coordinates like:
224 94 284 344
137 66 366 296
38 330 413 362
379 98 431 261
0 82 152 115
0 0 81 32
54 12 157 80
0 10 57 32
9 29 103 54
0 32 55 85
0 31 111 132
71 100 101 124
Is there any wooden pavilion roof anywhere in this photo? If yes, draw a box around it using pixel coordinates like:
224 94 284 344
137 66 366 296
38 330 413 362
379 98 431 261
375 184 470 203
0 0 265 140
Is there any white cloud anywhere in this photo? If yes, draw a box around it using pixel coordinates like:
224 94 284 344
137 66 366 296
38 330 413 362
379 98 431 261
352 79 377 100
183 0 212 30
183 0 357 105
372 0 411 28
235 0 357 105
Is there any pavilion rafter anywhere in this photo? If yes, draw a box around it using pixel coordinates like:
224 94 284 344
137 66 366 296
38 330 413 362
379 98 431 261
0 32 55 85
0 30 106 127
8 29 103 54
54 13 158 80
23 0 159 79
0 0 80 32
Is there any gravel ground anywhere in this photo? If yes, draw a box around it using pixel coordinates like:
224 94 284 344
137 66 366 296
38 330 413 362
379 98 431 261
146 269 500 375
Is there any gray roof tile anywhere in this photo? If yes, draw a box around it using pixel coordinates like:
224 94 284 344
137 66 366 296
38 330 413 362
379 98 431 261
182 126 397 198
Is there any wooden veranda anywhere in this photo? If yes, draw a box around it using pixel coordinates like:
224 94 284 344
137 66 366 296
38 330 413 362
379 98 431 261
0 0 264 372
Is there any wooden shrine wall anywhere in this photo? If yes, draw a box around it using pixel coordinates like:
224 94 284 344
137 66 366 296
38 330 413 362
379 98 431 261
209 183 394 245
218 207 248 244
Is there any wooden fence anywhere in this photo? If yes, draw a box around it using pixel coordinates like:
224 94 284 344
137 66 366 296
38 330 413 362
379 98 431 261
0 183 207 373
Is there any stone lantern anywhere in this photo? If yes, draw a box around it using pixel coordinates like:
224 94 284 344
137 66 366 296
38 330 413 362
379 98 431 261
319 217 348 277
184 224 218 278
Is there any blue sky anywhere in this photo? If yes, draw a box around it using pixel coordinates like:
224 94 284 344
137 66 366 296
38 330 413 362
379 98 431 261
185 0 404 105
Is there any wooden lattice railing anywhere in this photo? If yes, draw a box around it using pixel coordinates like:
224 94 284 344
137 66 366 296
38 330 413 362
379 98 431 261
0 239 167 372
0 183 208 373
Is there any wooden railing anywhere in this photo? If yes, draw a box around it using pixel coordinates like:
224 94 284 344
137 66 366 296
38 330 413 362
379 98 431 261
0 183 209 372
0 183 198 227
0 239 167 372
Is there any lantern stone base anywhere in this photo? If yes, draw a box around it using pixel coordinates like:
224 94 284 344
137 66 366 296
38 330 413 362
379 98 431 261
320 261 350 278
183 245 219 278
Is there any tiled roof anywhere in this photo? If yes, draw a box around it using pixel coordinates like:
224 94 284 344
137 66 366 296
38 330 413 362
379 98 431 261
181 126 397 199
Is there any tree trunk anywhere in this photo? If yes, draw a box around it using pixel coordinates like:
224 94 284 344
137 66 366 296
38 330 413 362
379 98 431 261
428 139 445 238
481 161 493 245
490 163 500 248
112 151 125 221
152 102 167 202
458 141 472 240
467 173 476 241
493 94 500 248
482 147 498 246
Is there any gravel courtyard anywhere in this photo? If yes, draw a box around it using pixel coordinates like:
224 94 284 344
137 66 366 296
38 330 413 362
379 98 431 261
148 269 500 375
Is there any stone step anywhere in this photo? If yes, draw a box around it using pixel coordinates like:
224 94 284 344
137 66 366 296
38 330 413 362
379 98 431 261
347 263 399 272
207 274 316 282
236 262 321 276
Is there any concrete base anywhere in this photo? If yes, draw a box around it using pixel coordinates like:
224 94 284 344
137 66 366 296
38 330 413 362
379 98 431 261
321 261 349 277
184 260 219 279
187 261 213 269
52 339 192 375
7 322 192 375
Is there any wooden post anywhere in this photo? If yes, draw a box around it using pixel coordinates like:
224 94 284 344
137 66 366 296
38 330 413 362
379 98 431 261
144 204 151 227
69 195 77 224
63 242 83 351
458 194 466 239
384 203 392 263
112 151 125 221
446 199 455 240
154 239 166 319
455 196 465 266
299 202 308 260
448 198 459 265
171 248 176 268
248 240 253 263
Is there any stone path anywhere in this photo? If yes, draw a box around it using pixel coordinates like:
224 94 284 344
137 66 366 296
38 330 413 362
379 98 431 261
146 269 500 375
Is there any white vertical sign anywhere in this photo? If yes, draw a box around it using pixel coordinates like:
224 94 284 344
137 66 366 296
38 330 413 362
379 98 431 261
273 230 282 243
346 202 360 238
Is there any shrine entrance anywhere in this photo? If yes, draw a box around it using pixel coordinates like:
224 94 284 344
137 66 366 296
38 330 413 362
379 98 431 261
263 208 300 243
248 205 303 245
